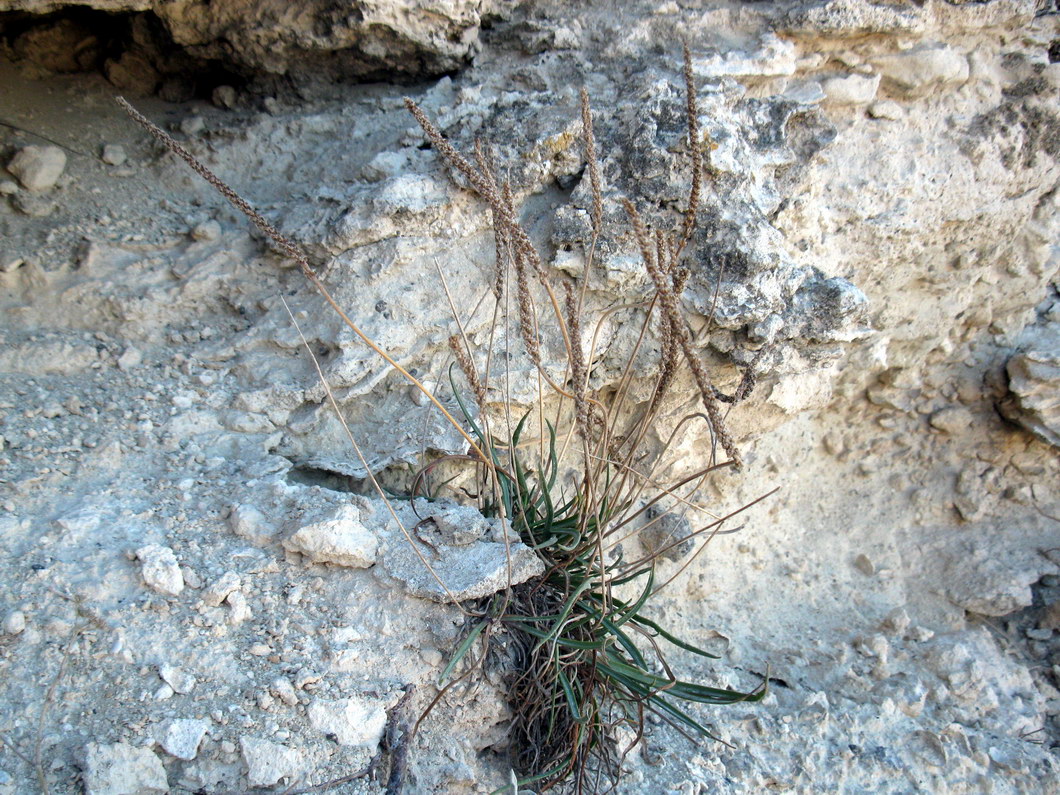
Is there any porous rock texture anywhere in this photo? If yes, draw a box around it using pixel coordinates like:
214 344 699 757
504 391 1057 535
1 0 1059 793
0 0 492 78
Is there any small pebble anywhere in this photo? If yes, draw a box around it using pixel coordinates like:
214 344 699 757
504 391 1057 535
868 100 904 120
202 571 242 607
191 219 221 242
854 554 875 576
2 610 26 635
226 591 252 624
180 115 205 136
101 144 127 166
118 347 143 372
136 544 184 596
212 85 237 109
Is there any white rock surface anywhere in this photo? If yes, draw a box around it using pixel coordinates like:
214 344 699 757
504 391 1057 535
381 523 545 603
158 718 208 760
871 43 970 98
135 545 184 596
821 72 880 105
6 145 66 191
307 696 387 748
82 743 168 795
282 502 379 568
226 503 275 546
200 571 241 607
1 611 25 636
101 144 126 166
158 664 195 695
1001 307 1060 447
239 736 303 787
0 0 491 78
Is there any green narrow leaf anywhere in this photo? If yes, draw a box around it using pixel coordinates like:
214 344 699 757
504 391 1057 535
439 619 488 684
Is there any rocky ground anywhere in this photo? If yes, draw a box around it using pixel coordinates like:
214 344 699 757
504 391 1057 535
1 1 1059 793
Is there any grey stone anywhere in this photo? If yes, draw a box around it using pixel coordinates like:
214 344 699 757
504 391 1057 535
871 44 970 98
239 737 303 788
929 406 974 435
821 73 880 105
212 85 237 109
1000 312 1060 447
159 718 208 760
9 0 488 79
868 100 905 120
308 696 387 748
1 610 26 635
380 503 545 603
191 219 222 242
158 664 196 695
201 571 242 607
135 544 184 596
226 504 275 546
283 501 379 568
101 144 127 166
7 145 66 191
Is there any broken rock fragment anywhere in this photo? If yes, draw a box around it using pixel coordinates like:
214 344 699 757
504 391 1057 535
7 145 66 191
308 696 387 748
1000 314 1060 448
135 544 184 596
240 736 304 787
159 718 208 760
283 501 379 567
381 531 544 603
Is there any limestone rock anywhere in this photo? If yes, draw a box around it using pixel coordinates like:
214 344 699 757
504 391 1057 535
871 44 970 98
6 145 66 192
239 737 303 788
159 718 208 760
101 144 127 166
419 500 491 546
1 610 26 636
930 406 974 435
380 508 545 603
821 73 880 105
5 0 490 79
283 501 379 567
82 742 168 795
135 545 184 596
307 696 387 748
1000 310 1060 447
158 664 196 695
201 571 241 607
